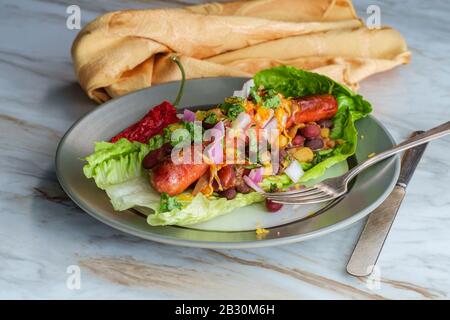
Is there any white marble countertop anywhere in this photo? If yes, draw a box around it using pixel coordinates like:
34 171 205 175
1 0 449 299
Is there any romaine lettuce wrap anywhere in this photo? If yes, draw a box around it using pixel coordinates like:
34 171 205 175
82 66 372 226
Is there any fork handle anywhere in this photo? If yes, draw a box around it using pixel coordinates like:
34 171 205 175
344 120 450 182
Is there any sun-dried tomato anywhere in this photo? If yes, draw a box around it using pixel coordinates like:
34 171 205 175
111 101 179 143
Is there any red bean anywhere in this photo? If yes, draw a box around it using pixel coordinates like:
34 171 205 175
219 188 237 200
142 148 164 169
265 199 283 212
300 124 321 138
317 119 333 128
292 135 305 147
236 182 251 194
305 138 324 150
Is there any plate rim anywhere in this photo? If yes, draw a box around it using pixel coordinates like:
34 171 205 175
55 78 400 248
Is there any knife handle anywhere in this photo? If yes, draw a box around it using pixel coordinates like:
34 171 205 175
346 131 429 277
346 186 406 277
397 131 428 187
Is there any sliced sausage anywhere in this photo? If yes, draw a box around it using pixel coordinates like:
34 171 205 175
150 160 209 196
291 94 338 124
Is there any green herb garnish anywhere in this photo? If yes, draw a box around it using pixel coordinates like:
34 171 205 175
204 113 218 125
219 96 245 120
262 89 281 109
249 86 262 105
159 192 183 213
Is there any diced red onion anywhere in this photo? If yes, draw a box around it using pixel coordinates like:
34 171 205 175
249 167 264 183
183 109 196 122
284 160 304 183
206 140 223 164
243 175 264 193
204 121 225 164
213 120 225 137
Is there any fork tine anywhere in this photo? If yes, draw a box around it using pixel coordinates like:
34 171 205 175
271 194 335 205
262 185 317 197
266 188 326 199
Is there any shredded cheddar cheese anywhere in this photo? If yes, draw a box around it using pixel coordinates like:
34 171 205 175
256 227 270 240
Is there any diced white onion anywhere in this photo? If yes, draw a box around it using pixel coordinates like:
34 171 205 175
232 112 251 130
284 160 304 183
233 79 255 98
263 116 278 130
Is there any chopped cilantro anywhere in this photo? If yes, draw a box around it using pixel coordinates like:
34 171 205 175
159 192 183 212
249 86 262 105
219 96 245 120
204 112 218 125
262 89 281 109
311 149 335 166
269 183 278 193
263 95 281 109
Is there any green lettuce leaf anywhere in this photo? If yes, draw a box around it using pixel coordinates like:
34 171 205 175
105 176 160 211
147 192 264 226
104 176 264 226
83 138 156 189
255 66 372 185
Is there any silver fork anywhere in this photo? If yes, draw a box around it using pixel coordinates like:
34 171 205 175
265 120 450 205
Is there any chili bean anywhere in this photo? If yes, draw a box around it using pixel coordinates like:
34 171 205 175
317 119 334 129
142 148 164 169
305 138 324 150
236 182 251 194
265 199 283 212
292 135 305 147
300 124 321 138
219 188 237 200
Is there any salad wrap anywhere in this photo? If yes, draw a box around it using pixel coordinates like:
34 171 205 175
83 66 372 226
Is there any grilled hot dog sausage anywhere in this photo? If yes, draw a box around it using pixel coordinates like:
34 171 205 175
291 94 338 124
150 159 209 196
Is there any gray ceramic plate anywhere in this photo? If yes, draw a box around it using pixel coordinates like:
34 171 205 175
56 78 400 248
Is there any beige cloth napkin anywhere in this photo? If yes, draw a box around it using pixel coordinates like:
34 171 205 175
71 0 410 103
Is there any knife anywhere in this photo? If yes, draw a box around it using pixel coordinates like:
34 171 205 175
346 131 428 277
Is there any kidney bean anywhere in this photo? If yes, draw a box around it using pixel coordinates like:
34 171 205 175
317 119 334 129
265 199 283 212
219 188 237 200
305 138 324 150
300 124 321 138
292 135 305 147
236 182 251 194
202 122 215 130
142 148 164 169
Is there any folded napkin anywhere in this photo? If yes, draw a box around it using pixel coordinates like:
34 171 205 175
72 0 410 103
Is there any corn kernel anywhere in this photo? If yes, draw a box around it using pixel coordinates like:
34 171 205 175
321 127 330 138
279 135 288 148
326 139 336 148
292 147 314 163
